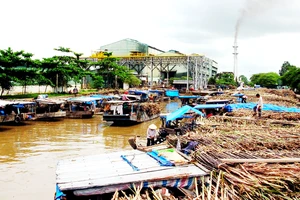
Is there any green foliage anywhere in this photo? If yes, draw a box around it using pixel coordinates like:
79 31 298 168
125 75 141 86
208 77 216 85
0 48 41 95
279 61 296 76
91 52 140 88
215 72 236 86
250 72 280 88
91 76 104 89
281 66 300 91
239 75 249 85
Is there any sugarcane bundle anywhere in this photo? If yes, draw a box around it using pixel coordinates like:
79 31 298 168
265 89 296 98
139 102 160 116
186 125 300 199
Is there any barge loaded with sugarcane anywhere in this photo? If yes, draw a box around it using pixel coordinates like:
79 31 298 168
102 101 161 125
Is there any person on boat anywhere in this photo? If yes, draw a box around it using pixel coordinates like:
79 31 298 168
149 94 154 102
146 124 157 146
253 93 263 117
122 94 130 101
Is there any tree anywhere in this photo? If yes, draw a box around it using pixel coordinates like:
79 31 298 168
250 72 280 88
208 76 216 85
215 72 236 86
92 52 141 88
239 75 249 85
41 47 88 92
279 61 296 76
281 66 300 91
0 48 40 95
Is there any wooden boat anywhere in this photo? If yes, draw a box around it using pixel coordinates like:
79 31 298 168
179 95 208 106
102 100 160 125
0 100 18 124
64 97 95 119
54 148 208 199
90 94 120 115
35 99 66 120
10 101 37 122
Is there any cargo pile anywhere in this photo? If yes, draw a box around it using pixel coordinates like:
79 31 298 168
114 88 300 200
140 102 161 116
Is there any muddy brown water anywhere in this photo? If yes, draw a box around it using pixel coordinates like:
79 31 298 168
0 101 180 200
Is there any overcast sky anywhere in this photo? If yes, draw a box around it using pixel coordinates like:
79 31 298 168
1 0 300 78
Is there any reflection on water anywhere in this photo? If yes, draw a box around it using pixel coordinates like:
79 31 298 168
0 101 180 200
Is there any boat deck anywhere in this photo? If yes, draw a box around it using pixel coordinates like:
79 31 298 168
56 149 208 196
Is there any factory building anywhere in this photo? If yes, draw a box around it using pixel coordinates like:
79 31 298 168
91 38 218 89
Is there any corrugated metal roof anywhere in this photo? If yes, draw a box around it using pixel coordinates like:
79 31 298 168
56 149 207 191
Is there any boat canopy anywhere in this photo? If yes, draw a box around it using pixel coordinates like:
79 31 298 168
128 90 149 95
0 100 18 107
90 94 119 100
105 100 135 104
149 90 164 95
166 105 204 122
36 99 65 104
66 97 98 103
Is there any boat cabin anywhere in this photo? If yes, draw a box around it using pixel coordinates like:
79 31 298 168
64 97 95 118
11 101 37 122
35 99 66 120
0 100 19 123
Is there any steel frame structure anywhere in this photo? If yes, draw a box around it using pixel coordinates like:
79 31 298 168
116 55 213 90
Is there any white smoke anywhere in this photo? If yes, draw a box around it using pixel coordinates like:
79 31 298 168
234 0 280 43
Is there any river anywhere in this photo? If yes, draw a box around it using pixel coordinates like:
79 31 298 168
0 101 180 200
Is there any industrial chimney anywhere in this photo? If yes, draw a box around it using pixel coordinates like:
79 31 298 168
233 40 238 80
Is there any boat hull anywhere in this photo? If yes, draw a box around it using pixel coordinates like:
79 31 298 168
66 111 94 119
103 113 160 125
35 111 66 121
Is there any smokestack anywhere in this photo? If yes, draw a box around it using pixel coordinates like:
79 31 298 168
233 40 238 80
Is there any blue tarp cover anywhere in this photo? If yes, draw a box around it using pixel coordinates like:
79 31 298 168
194 104 225 109
232 93 244 97
166 90 179 97
166 105 204 122
228 103 300 113
147 150 174 166
55 184 66 200
149 90 164 94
